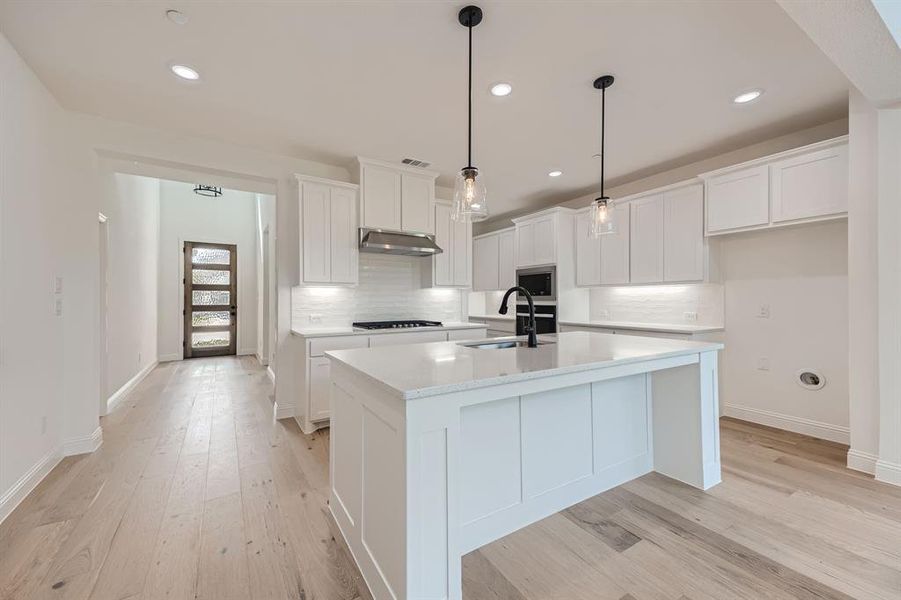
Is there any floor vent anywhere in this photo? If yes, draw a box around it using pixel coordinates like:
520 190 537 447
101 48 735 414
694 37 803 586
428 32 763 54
402 157 431 168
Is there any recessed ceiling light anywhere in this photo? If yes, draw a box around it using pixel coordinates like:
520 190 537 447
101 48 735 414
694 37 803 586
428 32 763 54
490 82 512 97
548 170 563 177
733 89 763 104
170 64 200 81
166 9 188 25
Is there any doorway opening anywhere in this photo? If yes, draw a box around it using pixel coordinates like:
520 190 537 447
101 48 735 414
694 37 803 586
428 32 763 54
183 241 238 358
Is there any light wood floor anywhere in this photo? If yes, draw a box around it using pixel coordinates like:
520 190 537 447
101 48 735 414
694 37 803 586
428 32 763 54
1 357 899 600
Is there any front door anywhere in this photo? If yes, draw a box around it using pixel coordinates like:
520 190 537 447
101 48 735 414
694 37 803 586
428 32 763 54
184 241 237 358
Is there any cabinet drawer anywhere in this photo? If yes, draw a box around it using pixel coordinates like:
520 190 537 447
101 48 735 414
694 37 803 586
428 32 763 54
308 335 370 357
368 330 447 347
447 328 487 341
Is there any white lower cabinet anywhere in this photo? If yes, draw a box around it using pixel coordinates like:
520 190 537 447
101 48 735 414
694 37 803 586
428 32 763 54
297 327 488 433
558 324 691 340
308 356 331 421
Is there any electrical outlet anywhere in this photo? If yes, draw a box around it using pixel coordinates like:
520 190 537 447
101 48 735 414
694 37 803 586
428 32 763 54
54 276 63 294
757 304 770 319
54 298 63 317
757 357 770 371
683 311 698 322
597 309 610 319
309 313 323 323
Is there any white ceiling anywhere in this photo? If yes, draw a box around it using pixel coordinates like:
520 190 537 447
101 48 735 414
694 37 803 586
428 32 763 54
0 1 850 218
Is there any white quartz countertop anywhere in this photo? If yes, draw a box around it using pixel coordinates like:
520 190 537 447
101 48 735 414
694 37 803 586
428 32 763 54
558 320 724 334
326 331 723 400
290 321 488 339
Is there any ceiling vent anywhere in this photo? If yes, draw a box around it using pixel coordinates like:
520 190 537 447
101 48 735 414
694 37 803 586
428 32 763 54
402 157 431 168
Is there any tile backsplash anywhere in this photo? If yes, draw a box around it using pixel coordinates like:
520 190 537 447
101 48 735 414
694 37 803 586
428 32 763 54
588 283 724 325
292 253 464 327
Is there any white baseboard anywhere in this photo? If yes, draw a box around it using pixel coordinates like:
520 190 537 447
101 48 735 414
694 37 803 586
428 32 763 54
255 352 269 367
158 353 181 363
266 366 275 384
876 460 901 486
239 348 257 356
847 449 878 475
107 361 157 414
0 448 61 524
62 426 103 456
722 403 849 444
273 401 293 420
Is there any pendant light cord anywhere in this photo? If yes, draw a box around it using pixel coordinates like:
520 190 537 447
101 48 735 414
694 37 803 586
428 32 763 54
600 86 606 199
467 22 473 169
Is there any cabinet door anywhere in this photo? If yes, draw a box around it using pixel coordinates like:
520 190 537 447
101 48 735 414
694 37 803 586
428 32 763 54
770 144 848 223
630 194 665 284
329 187 358 284
301 182 331 283
433 203 453 286
600 203 630 285
515 222 535 267
473 235 500 291
575 211 601 286
452 216 471 286
309 356 331 421
401 173 434 234
497 230 516 290
532 216 556 265
361 164 401 230
664 184 704 282
705 165 769 233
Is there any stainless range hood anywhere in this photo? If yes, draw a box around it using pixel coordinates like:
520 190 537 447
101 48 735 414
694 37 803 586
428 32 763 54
359 228 443 257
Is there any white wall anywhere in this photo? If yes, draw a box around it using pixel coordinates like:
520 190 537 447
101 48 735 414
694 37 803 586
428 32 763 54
719 221 849 441
99 173 160 397
158 180 259 360
0 33 99 521
291 253 465 328
256 193 276 366
847 89 881 470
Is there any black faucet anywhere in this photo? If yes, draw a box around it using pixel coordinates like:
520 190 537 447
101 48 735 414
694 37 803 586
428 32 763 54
499 286 538 348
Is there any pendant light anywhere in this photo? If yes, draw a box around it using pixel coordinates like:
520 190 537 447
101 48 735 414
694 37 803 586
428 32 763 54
589 75 616 237
452 5 488 222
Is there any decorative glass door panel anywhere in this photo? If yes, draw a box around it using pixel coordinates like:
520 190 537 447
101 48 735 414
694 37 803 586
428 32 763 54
184 241 237 358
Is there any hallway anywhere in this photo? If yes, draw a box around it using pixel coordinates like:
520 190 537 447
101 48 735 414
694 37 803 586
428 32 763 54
2 358 900 599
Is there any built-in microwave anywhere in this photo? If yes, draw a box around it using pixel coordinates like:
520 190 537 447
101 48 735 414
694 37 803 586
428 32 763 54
516 266 556 302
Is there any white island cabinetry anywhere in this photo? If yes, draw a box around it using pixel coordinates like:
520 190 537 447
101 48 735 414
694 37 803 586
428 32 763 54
327 331 723 599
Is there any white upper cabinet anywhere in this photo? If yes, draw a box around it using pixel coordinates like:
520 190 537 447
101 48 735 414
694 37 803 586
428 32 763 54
705 165 769 234
514 213 556 267
358 157 437 234
629 194 665 284
663 183 704 282
574 211 601 287
497 229 515 290
297 175 359 286
427 201 471 288
770 143 848 223
600 203 631 285
472 227 515 291
473 233 500 291
401 173 435 233
702 136 848 236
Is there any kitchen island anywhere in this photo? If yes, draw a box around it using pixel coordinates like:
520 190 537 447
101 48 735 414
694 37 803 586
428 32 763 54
326 331 723 600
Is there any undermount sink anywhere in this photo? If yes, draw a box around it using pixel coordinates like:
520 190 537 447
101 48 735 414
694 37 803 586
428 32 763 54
458 339 553 350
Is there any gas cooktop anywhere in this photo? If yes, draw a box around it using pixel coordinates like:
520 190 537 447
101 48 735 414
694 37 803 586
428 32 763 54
352 320 443 330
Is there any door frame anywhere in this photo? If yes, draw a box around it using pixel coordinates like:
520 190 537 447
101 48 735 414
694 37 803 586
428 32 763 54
183 241 238 358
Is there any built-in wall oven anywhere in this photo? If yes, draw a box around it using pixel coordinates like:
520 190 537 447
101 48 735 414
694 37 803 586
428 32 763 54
515 303 557 335
515 266 557 335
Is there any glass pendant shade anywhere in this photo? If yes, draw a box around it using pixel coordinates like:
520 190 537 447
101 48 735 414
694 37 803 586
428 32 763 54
589 198 616 236
452 167 488 222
